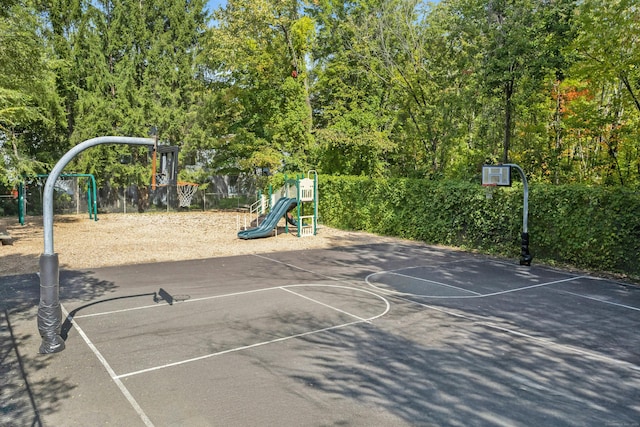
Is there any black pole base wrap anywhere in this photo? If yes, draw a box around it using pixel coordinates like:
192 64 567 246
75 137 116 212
520 232 533 266
38 253 65 353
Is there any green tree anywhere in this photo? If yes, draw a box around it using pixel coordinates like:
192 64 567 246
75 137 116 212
474 0 552 163
42 0 208 208
573 0 640 114
0 0 65 186
199 0 314 175
567 0 640 185
308 0 399 177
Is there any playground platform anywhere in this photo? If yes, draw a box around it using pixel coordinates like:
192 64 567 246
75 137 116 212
2 241 640 426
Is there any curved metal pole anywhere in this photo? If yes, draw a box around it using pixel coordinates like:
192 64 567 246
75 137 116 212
504 163 532 266
43 136 155 254
38 136 155 353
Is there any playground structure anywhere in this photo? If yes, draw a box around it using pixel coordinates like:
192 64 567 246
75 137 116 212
238 171 318 239
38 174 96 223
2 142 181 224
0 140 269 219
151 144 179 189
3 175 99 225
0 183 24 224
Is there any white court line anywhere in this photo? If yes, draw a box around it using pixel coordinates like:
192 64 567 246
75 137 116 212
472 275 589 297
116 319 370 379
73 287 277 319
279 287 370 322
61 305 155 427
366 269 587 299
557 290 640 312
73 302 172 318
281 284 391 323
391 295 640 372
80 284 389 379
383 271 482 295
73 283 387 319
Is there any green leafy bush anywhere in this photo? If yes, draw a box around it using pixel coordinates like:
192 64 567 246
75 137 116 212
317 176 640 279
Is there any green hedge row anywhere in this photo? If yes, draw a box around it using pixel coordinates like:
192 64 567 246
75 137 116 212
316 176 640 279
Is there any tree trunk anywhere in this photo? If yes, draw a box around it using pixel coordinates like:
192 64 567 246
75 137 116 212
621 74 640 114
503 80 514 163
136 184 148 213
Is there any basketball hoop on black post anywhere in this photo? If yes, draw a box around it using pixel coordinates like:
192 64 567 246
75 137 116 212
482 164 532 266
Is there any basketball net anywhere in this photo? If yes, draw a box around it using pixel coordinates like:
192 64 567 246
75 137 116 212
177 182 198 207
483 183 496 200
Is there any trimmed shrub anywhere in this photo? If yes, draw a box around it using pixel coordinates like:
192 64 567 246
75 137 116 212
317 176 640 279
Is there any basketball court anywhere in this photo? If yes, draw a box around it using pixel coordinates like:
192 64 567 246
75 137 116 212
2 241 640 426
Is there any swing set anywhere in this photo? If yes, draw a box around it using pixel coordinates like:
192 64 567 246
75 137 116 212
6 174 98 225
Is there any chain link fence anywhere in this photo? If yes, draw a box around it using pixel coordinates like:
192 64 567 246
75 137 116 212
0 174 260 223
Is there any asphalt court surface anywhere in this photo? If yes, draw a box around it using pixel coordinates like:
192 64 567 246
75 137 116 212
2 241 640 426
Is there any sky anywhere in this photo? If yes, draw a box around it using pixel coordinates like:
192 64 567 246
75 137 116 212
206 0 226 12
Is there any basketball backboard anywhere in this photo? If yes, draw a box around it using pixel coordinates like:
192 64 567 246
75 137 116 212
482 165 511 186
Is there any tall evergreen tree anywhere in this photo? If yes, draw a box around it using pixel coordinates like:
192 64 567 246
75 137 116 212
40 0 208 207
0 0 65 186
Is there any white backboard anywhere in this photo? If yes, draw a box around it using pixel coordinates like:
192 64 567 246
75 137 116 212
482 165 511 186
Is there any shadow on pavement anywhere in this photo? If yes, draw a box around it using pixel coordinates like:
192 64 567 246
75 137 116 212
0 270 117 426
285 305 640 426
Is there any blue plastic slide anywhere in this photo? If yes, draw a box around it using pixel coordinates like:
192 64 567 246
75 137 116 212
237 197 298 239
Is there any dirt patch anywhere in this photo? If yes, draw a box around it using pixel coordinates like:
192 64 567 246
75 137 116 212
0 211 406 277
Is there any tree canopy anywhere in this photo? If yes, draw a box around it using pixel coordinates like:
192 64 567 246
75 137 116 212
1 0 638 189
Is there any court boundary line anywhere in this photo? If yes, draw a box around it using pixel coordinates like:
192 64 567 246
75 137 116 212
280 287 371 322
116 319 366 379
73 283 387 319
72 287 277 319
60 304 155 427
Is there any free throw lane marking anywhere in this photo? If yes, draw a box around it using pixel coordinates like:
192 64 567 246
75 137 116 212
72 284 389 379
366 268 587 299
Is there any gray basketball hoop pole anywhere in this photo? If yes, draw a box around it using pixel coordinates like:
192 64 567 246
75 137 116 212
38 136 155 354
503 163 532 266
